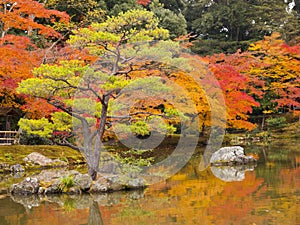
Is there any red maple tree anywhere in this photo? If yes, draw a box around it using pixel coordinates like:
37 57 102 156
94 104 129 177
206 51 261 130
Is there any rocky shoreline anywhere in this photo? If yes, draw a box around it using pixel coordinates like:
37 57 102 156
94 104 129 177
10 169 147 195
1 151 146 196
5 146 257 195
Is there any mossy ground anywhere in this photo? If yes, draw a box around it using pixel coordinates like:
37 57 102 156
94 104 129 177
0 145 85 166
1 121 298 166
0 145 86 191
270 122 300 139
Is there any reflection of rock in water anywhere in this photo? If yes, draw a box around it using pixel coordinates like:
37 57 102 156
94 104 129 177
10 194 41 212
9 189 145 209
210 165 256 182
9 190 145 224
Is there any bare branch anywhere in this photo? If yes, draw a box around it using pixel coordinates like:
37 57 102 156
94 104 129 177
114 64 134 78
46 98 88 124
43 75 106 105
108 111 165 120
54 139 84 152
41 31 70 64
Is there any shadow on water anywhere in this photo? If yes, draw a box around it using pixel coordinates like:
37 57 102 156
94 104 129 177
88 201 104 225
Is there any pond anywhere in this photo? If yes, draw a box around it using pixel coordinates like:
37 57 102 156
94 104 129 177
0 139 299 225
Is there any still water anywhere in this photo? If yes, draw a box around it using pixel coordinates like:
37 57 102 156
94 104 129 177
0 140 299 225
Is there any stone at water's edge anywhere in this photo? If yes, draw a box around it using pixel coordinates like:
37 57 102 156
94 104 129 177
104 175 123 191
10 170 81 195
89 174 147 193
89 177 110 193
44 179 62 195
11 177 39 195
74 174 93 192
127 177 147 189
210 146 256 166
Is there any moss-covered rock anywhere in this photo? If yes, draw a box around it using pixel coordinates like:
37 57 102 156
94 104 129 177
23 152 68 167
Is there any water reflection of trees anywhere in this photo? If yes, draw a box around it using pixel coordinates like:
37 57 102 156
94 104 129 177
6 190 145 225
3 143 300 225
4 164 300 225
249 140 300 187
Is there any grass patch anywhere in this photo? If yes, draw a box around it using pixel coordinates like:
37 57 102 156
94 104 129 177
59 175 75 192
225 122 300 145
270 122 300 139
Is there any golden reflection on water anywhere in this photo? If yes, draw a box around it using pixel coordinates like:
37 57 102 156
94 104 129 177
104 160 299 225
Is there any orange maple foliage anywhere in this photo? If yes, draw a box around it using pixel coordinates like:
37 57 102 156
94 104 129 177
0 0 69 38
128 52 254 131
128 60 211 133
55 46 98 64
209 173 264 224
0 36 38 86
0 35 40 108
0 0 69 116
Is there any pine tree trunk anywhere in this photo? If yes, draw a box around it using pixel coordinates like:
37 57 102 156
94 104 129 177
88 165 98 181
86 141 101 181
86 97 109 181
